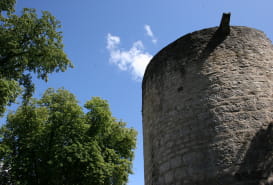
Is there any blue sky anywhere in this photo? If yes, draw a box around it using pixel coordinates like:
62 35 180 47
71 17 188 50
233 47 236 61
6 0 273 184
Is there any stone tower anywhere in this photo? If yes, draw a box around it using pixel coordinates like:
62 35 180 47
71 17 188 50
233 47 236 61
142 14 273 185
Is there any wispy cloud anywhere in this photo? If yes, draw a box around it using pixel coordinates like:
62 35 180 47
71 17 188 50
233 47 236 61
106 33 152 80
144 24 157 44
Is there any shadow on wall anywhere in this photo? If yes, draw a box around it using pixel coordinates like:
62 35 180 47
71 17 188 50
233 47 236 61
199 26 229 61
200 13 230 61
235 123 273 185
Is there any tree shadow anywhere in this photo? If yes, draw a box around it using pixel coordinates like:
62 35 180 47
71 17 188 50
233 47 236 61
235 123 273 185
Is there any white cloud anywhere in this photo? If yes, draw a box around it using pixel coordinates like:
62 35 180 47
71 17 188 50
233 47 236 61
106 33 153 80
144 24 157 44
144 25 153 37
106 34 120 50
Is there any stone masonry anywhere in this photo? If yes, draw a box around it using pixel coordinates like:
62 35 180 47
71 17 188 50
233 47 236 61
142 21 273 185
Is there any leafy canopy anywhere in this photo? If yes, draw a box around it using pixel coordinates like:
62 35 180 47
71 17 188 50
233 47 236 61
0 0 73 115
0 88 137 185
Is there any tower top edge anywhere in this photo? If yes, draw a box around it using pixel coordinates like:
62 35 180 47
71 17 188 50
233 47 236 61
142 25 268 88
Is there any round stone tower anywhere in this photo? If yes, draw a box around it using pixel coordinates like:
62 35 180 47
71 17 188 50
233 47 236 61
142 14 273 185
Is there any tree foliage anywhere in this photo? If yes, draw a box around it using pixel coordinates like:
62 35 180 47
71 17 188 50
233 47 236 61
0 88 137 185
0 0 16 13
0 1 73 115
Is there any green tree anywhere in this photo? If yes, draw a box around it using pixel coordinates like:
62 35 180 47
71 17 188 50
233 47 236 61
0 0 73 115
0 88 137 185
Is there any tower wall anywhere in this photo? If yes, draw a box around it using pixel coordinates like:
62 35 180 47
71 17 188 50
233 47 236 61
142 26 273 185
